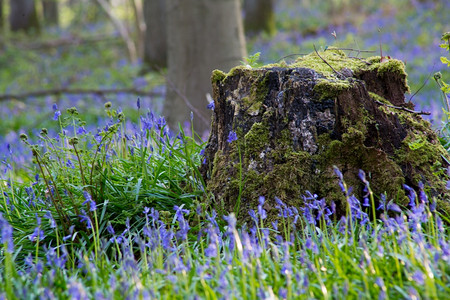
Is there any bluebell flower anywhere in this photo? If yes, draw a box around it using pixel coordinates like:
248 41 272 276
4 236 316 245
403 184 416 208
79 210 92 229
66 159 75 169
156 116 166 129
137 97 141 109
257 196 267 220
411 270 425 285
82 191 96 212
227 131 238 143
53 110 61 121
207 101 215 110
77 126 87 135
278 288 288 299
29 226 44 242
68 279 88 300
0 214 14 253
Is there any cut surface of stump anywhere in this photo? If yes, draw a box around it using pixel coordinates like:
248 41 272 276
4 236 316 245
201 49 450 223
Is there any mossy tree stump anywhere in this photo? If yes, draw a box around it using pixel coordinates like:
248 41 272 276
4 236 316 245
201 49 450 223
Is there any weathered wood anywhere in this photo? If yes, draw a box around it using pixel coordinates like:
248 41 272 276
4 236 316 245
201 49 450 223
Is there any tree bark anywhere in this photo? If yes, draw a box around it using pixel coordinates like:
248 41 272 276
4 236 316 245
9 0 41 33
165 0 247 135
143 0 167 70
243 0 275 36
42 0 59 26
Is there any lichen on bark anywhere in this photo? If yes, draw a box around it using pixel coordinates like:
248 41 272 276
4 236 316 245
201 49 450 224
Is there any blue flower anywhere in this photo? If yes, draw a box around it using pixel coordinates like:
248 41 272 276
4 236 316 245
227 131 238 143
0 214 14 253
82 191 96 212
53 110 61 121
207 101 215 110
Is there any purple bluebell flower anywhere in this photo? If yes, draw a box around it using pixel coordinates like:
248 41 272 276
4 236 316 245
387 202 402 213
82 191 96 212
411 270 425 285
0 214 14 253
278 288 288 299
156 116 166 129
257 196 267 220
227 131 238 143
403 184 416 208
77 127 87 135
207 101 215 110
66 159 75 169
53 110 61 121
137 98 141 109
68 279 88 300
29 226 45 242
79 210 92 229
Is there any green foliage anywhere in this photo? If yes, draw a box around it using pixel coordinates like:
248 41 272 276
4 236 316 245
1 107 205 262
241 52 262 68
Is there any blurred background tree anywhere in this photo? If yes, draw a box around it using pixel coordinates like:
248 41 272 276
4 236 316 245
143 0 166 71
164 0 247 134
9 0 40 33
42 0 59 26
244 0 275 36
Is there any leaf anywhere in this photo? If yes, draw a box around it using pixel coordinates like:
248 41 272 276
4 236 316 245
440 56 450 67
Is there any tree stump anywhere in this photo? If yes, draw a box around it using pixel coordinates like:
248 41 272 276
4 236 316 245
201 49 450 223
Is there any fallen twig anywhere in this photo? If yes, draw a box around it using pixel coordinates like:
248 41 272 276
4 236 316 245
0 87 163 102
313 44 346 79
373 99 430 115
0 35 121 50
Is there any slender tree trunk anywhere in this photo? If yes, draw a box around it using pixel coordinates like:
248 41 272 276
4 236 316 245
165 0 247 135
9 0 41 33
243 0 275 36
130 0 145 59
143 0 167 70
0 0 4 29
42 0 59 26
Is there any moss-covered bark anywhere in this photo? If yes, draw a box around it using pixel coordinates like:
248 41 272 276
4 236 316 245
201 49 450 224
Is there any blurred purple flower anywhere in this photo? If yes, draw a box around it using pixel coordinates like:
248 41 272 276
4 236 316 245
82 191 96 212
207 101 215 110
227 131 237 143
0 214 14 253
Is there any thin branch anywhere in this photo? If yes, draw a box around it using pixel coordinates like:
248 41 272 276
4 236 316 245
373 99 430 115
313 44 345 79
0 35 121 50
94 0 137 63
0 87 163 102
409 64 436 103
164 75 210 127
335 47 376 53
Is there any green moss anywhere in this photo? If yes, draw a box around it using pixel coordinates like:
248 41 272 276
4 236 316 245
244 122 270 158
288 48 362 77
211 69 226 83
369 91 391 105
394 133 449 190
313 78 353 100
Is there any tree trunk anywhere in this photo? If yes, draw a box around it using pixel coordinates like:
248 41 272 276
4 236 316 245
201 50 450 223
143 0 167 70
9 0 40 33
243 0 275 36
165 0 247 135
42 0 59 26
0 0 4 29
